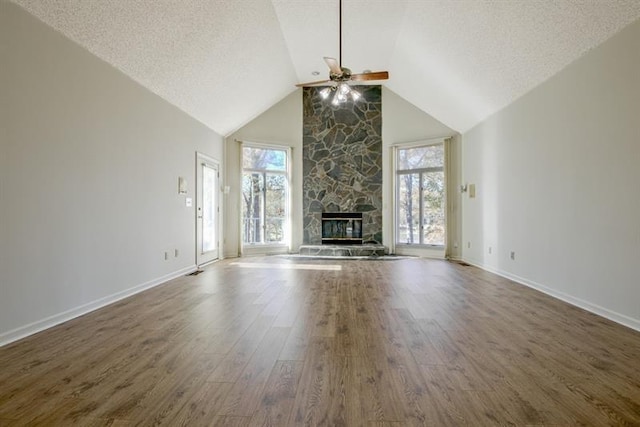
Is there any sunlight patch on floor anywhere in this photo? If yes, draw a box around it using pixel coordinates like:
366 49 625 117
230 262 342 271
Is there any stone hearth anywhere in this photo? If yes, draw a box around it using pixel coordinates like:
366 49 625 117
299 244 386 257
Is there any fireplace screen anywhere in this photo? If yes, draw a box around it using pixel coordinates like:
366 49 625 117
321 212 363 244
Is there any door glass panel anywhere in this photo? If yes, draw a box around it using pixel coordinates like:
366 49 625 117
421 171 445 245
202 164 217 253
397 173 420 244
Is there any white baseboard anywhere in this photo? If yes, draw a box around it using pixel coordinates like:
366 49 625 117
462 258 640 332
0 265 197 347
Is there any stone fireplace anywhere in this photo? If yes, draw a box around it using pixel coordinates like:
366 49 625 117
302 86 383 245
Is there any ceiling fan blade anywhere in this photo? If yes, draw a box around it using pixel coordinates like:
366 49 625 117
323 57 342 75
295 79 332 88
350 71 389 81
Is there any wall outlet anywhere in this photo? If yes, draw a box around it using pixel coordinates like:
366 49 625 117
510 251 515 260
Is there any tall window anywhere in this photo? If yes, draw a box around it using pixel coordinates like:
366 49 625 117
396 143 445 246
242 145 289 245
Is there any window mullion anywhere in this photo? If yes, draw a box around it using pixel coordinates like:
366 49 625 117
419 172 424 245
397 167 443 174
262 172 267 243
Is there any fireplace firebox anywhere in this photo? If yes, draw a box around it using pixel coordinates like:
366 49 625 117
321 212 363 245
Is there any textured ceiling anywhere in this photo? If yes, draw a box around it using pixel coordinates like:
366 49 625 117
11 0 640 136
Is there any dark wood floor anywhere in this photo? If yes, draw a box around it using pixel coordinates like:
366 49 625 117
1 257 639 426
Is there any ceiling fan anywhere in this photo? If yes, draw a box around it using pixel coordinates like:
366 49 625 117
295 0 389 90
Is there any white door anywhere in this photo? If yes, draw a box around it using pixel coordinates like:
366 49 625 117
196 153 219 266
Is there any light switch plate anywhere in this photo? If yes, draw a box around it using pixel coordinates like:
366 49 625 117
185 197 193 207
469 184 476 198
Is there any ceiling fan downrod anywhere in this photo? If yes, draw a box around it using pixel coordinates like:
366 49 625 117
294 0 389 89
339 0 342 67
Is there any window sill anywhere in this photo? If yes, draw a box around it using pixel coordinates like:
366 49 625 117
394 244 445 259
241 244 289 256
396 243 444 248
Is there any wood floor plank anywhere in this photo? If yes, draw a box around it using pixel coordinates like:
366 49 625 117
248 360 304 427
371 339 458 425
310 276 338 338
161 382 234 426
0 257 638 425
287 339 377 425
207 315 276 382
127 352 224 424
0 326 175 420
287 337 336 426
334 278 371 357
271 290 304 328
387 308 445 365
210 415 251 427
278 313 312 361
219 327 291 416
353 354 410 423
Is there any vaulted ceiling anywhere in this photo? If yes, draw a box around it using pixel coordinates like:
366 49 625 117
11 0 640 136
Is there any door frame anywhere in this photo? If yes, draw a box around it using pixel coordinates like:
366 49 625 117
196 152 221 267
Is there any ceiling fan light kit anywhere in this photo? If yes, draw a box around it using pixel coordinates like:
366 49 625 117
295 0 389 105
319 87 331 99
319 82 361 105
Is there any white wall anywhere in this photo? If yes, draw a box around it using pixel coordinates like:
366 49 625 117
0 3 223 345
382 88 461 258
462 19 640 330
224 91 303 257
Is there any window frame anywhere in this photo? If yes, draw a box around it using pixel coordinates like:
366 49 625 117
392 139 447 250
240 142 292 254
